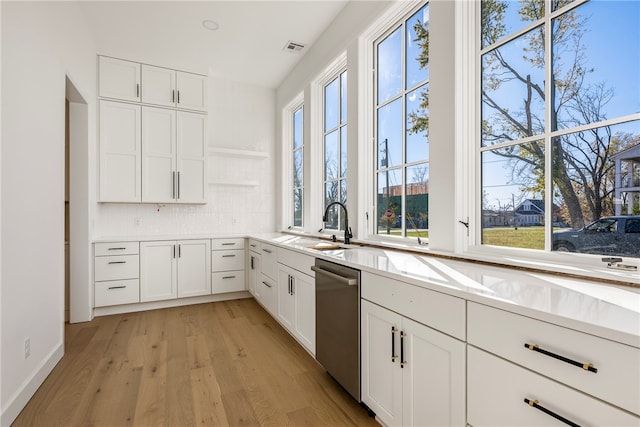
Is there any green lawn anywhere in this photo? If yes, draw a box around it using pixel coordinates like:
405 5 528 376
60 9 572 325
482 226 545 249
383 227 545 250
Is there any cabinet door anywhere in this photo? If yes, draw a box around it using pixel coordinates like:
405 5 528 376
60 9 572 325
176 111 207 203
99 56 140 102
361 300 403 427
177 240 211 297
141 64 176 108
248 252 261 297
293 272 315 355
277 266 295 332
140 241 177 302
99 100 141 202
402 317 466 427
142 106 176 203
176 71 207 112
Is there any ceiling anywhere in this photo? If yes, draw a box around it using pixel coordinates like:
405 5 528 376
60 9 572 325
78 1 349 89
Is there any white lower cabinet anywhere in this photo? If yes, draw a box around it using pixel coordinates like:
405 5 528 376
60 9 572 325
467 346 639 426
277 264 315 354
140 239 210 302
248 247 261 297
257 274 277 316
211 238 246 294
94 241 140 307
361 299 466 427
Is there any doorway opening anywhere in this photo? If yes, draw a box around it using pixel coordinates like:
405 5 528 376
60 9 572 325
65 76 91 323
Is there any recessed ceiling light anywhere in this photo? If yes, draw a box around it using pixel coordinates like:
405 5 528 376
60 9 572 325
202 20 219 31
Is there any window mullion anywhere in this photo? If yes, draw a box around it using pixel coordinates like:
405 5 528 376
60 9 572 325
544 0 553 251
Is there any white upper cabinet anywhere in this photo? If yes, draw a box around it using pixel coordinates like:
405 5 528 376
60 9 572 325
141 64 176 108
176 112 207 203
141 64 207 112
98 56 141 102
98 56 207 204
99 100 141 202
176 71 207 112
142 106 176 203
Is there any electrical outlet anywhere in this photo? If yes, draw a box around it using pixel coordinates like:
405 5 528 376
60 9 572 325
24 337 30 359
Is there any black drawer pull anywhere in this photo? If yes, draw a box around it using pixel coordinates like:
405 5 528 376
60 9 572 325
108 285 126 290
524 398 581 427
222 242 236 246
400 331 407 368
107 261 126 265
262 281 272 288
524 343 597 373
262 249 273 254
107 247 127 251
222 275 236 280
222 254 236 258
391 326 398 362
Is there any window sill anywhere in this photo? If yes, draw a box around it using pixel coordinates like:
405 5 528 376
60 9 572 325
280 230 639 288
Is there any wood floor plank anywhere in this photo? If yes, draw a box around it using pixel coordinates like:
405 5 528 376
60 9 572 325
13 298 377 427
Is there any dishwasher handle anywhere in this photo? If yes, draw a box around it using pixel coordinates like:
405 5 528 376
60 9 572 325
311 265 358 286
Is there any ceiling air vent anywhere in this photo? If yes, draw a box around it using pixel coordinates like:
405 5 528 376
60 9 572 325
283 41 305 53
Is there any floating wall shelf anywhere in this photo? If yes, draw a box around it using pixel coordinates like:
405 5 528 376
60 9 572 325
208 180 260 187
208 147 269 159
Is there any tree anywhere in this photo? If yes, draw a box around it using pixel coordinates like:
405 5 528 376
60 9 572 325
479 0 634 229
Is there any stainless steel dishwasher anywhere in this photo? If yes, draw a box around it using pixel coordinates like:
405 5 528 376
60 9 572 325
312 258 361 402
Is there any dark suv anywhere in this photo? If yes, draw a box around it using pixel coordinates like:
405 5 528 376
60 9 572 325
552 216 640 257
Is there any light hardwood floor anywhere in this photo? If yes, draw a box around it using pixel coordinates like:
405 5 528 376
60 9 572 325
13 298 378 427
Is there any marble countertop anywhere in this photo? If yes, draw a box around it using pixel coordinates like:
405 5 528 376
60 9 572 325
250 233 640 348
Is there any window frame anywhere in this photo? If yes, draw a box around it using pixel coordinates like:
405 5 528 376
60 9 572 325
457 0 640 280
282 93 305 231
311 52 348 236
358 0 431 245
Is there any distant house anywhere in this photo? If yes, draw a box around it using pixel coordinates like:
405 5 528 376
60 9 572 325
612 143 640 216
515 199 545 226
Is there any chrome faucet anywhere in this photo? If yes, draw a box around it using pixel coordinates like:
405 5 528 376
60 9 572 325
322 201 352 245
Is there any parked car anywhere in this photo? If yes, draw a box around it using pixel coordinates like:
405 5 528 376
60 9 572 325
552 215 640 257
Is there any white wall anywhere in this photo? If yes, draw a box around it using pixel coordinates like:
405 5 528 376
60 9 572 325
93 77 276 237
1 2 97 425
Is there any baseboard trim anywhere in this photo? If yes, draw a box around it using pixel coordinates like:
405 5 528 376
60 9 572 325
1 343 64 427
93 291 252 317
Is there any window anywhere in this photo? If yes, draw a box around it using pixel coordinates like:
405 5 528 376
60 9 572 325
374 3 430 242
480 0 640 258
293 105 304 227
323 70 348 230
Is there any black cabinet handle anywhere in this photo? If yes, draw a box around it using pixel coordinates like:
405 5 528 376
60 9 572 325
222 275 236 280
222 254 236 258
172 89 175 103
524 343 597 373
291 276 295 295
524 398 581 427
222 242 236 246
177 90 180 103
391 326 398 362
108 261 126 264
136 83 140 98
107 247 127 251
250 256 255 269
262 281 272 288
262 249 272 254
400 331 407 368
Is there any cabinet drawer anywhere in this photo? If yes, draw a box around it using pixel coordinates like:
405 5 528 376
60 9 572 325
95 241 139 256
261 244 278 280
212 250 245 272
248 239 261 252
468 302 640 415
468 346 639 426
95 255 139 281
256 274 277 316
212 238 245 250
95 279 140 307
212 271 246 294
362 271 465 340
278 248 314 277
